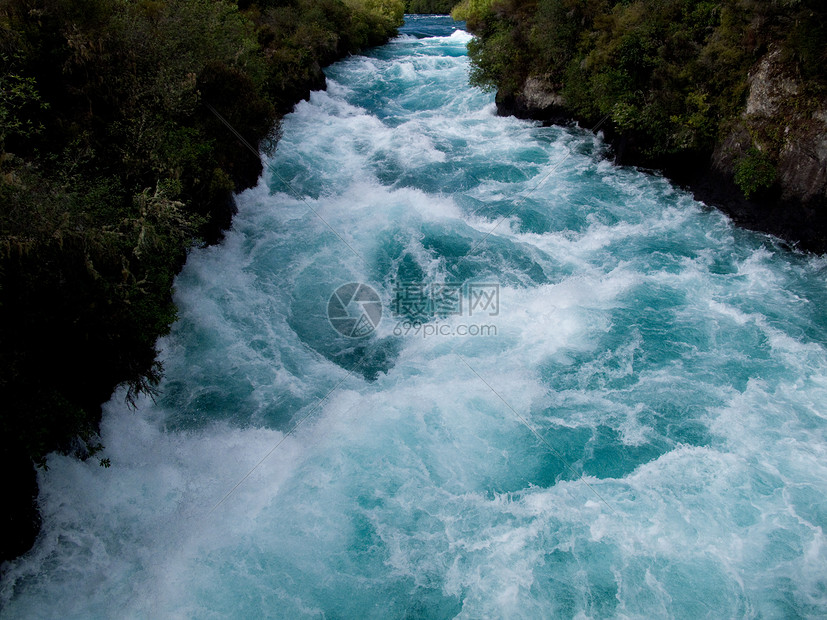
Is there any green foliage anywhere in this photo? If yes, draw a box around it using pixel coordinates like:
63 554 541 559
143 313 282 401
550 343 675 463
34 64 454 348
0 57 48 148
451 0 495 30
467 22 527 93
355 0 405 28
0 0 402 472
734 147 777 198
405 0 457 13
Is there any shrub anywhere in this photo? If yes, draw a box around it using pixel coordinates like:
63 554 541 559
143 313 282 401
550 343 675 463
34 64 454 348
734 147 777 198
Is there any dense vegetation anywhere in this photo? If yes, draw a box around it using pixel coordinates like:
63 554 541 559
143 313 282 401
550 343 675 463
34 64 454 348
0 0 402 561
405 0 455 13
454 0 826 198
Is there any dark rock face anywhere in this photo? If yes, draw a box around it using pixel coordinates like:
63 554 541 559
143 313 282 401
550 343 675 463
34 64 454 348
495 78 571 125
661 153 827 254
495 66 827 254
1 451 41 565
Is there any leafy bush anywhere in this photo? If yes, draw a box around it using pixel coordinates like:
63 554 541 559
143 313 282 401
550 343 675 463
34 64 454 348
406 0 457 13
734 147 777 198
451 0 495 31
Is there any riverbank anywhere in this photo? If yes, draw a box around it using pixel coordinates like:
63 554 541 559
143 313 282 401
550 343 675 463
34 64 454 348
457 0 827 254
0 0 404 565
496 85 827 254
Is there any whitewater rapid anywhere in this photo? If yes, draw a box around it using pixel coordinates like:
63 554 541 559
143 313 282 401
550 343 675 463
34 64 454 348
3 15 827 619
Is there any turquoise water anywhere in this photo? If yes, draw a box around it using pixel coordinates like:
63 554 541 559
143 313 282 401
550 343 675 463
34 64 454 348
4 15 827 618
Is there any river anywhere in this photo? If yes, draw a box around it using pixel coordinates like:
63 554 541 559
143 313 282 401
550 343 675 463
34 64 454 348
3 15 827 618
